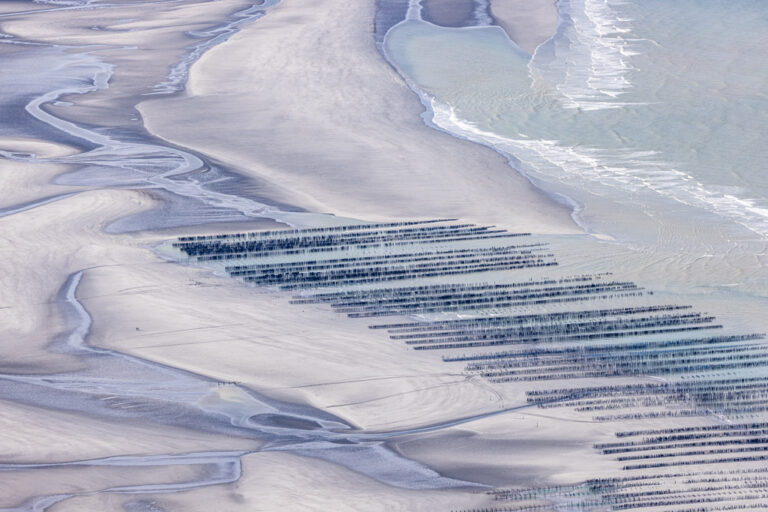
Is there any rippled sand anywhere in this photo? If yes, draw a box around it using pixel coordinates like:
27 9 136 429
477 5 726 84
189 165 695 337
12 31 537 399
8 0 764 511
0 0 569 509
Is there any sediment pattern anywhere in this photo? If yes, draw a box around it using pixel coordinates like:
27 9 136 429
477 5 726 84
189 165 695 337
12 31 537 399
8 0 763 509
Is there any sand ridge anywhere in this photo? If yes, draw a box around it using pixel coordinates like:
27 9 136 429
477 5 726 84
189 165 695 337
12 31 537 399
138 0 578 233
0 0 656 509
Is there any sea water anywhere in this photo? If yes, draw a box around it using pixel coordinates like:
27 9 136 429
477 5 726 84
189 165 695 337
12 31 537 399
384 0 768 301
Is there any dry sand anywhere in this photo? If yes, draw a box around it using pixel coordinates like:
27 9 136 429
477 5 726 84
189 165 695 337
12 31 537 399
138 0 577 233
46 452 490 512
0 0 626 509
0 188 261 508
488 0 560 55
0 138 80 209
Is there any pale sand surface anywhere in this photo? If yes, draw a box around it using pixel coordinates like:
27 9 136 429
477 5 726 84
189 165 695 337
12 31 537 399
0 2 47 15
0 181 614 485
0 0 637 508
0 141 80 210
488 0 559 54
0 160 76 211
0 189 258 508
47 452 491 512
0 137 78 158
2 465 203 509
138 0 577 233
4 2 768 511
0 0 258 130
0 397 251 465
0 189 153 372
0 178 594 503
394 411 620 486
83 255 511 431
77 233 646 489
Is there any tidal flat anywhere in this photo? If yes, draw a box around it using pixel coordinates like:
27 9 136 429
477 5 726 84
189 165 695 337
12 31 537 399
1 0 767 510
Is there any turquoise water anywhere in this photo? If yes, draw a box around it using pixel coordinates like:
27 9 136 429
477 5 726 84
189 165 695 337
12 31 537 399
385 0 768 271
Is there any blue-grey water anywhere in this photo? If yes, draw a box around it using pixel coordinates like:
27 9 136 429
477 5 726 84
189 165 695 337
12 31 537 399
385 0 768 291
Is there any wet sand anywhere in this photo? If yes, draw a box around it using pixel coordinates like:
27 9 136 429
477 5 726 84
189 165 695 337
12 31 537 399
421 0 476 27
489 0 559 54
9 0 762 509
0 0 590 509
139 0 576 232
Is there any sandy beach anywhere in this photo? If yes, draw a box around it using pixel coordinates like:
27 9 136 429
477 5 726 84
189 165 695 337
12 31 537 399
4 0 765 510
138 0 575 232
0 0 574 508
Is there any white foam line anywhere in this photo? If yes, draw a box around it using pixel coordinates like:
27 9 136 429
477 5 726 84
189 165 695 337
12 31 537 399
473 0 493 26
531 0 643 110
428 100 768 238
405 0 423 21
379 17 594 233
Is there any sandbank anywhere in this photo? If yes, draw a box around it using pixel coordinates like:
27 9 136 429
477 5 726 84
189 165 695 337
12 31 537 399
488 0 559 55
0 0 629 508
138 0 578 233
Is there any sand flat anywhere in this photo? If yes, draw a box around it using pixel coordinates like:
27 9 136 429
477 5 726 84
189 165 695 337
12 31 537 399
81 256 514 431
0 188 260 509
0 189 156 370
46 451 491 512
139 0 577 233
0 397 253 466
0 0 258 130
0 0 722 509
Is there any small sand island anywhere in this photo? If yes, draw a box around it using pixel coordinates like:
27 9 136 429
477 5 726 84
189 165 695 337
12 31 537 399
2 0 768 510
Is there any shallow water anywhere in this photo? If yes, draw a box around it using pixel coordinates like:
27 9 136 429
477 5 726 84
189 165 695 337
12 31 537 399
384 0 768 294
0 0 317 233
